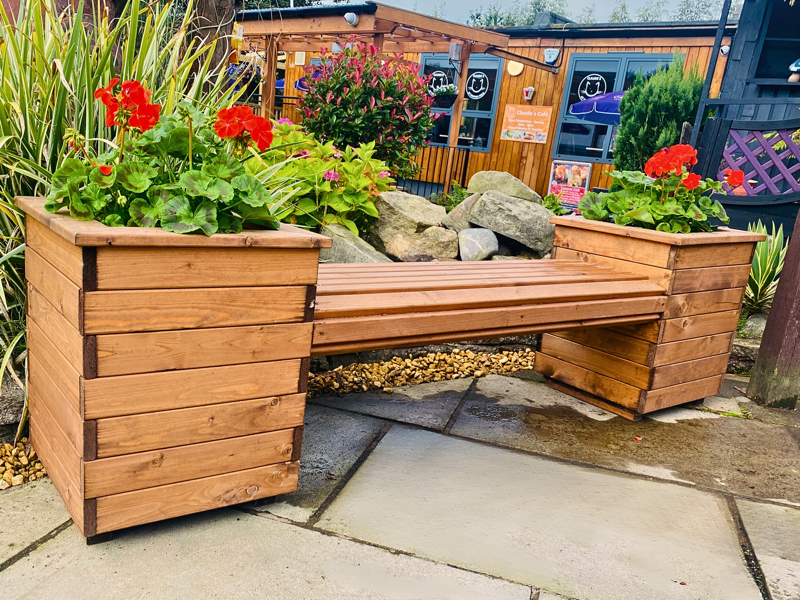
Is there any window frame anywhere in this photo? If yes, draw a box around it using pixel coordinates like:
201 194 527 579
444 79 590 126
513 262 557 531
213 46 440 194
420 53 504 153
552 52 676 164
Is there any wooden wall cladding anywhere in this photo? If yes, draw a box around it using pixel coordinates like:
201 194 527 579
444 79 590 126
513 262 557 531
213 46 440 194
21 199 328 539
536 218 761 420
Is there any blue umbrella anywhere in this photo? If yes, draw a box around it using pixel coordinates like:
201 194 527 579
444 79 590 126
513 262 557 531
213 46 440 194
276 78 285 90
569 91 625 126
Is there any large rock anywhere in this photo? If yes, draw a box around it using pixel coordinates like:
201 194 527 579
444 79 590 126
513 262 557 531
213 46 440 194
468 190 555 254
441 193 481 233
739 313 768 339
466 171 541 203
458 228 498 261
0 374 24 426
369 191 446 252
386 226 458 262
319 224 392 264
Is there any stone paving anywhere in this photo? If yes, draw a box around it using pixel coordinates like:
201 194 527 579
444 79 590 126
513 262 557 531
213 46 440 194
1 373 797 600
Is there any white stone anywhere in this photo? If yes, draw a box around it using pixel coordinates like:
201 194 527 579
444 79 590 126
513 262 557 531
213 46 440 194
459 228 499 261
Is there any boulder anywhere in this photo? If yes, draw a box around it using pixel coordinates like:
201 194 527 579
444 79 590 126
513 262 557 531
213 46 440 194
739 313 768 339
466 171 541 203
491 255 527 260
441 193 481 232
0 373 25 426
319 224 392 264
458 228 499 261
386 226 458 262
468 190 555 254
368 191 446 252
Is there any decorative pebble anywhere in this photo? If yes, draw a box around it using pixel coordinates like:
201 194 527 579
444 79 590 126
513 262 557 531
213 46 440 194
0 438 45 491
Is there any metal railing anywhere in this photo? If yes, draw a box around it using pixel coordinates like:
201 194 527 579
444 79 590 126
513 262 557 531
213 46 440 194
396 146 471 199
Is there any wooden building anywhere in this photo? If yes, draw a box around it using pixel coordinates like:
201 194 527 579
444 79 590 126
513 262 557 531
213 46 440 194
239 3 733 197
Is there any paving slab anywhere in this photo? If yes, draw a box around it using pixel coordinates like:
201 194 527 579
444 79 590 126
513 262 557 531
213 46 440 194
0 509 531 600
737 499 800 600
0 479 70 564
450 375 800 503
317 426 762 600
312 378 472 430
249 405 385 522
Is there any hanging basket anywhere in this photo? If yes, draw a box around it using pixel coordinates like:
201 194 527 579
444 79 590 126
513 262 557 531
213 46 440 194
431 94 458 109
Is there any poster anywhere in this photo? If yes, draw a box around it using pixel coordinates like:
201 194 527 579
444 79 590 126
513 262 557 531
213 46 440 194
548 160 592 210
500 105 552 144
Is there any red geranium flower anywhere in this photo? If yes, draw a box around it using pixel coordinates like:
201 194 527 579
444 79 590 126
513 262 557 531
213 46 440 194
681 172 702 190
250 121 274 151
119 80 150 109
94 78 119 106
99 165 114 176
725 168 745 187
214 107 247 138
129 102 161 132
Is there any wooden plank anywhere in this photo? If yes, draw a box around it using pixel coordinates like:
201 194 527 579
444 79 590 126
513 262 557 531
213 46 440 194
84 286 308 334
26 319 81 415
96 393 305 458
553 248 673 291
609 320 663 343
95 247 320 290
640 375 724 412
95 461 300 534
664 288 745 318
313 297 665 347
28 388 81 489
27 284 85 374
315 281 665 319
85 428 295 498
534 353 643 409
651 354 730 389
312 314 661 356
318 259 592 273
661 310 740 343
674 242 755 269
548 329 652 364
25 216 84 286
545 380 641 421
671 264 752 293
540 334 651 388
95 322 313 377
652 333 734 367
553 226 675 268
29 355 85 459
83 359 303 419
25 247 82 330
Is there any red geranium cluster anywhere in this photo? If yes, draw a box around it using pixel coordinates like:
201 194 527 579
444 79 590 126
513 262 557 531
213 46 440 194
725 168 745 187
94 79 161 132
644 144 698 178
214 106 273 152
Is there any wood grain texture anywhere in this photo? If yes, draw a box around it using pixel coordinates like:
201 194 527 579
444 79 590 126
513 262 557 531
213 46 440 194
664 288 745 318
534 352 642 409
25 216 84 285
674 243 756 269
28 389 81 491
95 247 319 290
84 286 308 334
28 355 84 458
84 429 295 498
26 319 81 415
95 322 313 377
651 353 730 389
25 247 82 330
83 359 303 419
545 380 641 421
671 264 752 293
553 248 673 291
661 310 740 343
640 375 724 412
652 333 734 367
548 329 653 365
95 461 300 534
553 226 674 268
27 284 84 374
95 393 306 457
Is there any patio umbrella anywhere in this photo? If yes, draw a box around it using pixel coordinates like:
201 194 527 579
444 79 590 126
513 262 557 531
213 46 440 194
276 78 285 90
568 91 625 126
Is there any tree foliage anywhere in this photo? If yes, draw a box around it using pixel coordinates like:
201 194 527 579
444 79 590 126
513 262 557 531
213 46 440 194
614 55 704 173
635 0 667 21
576 3 597 23
608 0 631 22
467 0 571 27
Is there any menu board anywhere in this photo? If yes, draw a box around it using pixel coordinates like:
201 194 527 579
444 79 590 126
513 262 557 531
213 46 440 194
500 105 552 144
548 160 592 210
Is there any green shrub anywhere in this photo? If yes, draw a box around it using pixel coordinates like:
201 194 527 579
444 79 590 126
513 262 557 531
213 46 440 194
430 182 470 213
614 55 703 173
743 220 787 316
298 40 437 179
542 191 569 216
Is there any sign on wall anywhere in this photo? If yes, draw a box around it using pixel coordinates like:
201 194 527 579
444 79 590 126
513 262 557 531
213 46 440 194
548 160 592 210
500 105 552 144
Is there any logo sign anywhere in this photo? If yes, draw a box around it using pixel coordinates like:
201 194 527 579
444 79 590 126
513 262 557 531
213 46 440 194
577 74 607 100
466 72 489 100
500 105 552 144
428 70 450 93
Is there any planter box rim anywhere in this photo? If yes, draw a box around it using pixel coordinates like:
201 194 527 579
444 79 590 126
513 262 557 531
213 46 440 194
550 214 766 246
16 196 332 249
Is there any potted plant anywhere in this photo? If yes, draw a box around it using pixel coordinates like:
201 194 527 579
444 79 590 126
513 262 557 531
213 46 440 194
430 83 459 109
20 79 331 541
535 144 766 419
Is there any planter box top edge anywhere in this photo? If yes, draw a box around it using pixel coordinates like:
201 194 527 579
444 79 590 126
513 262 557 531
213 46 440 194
550 215 766 246
16 197 332 249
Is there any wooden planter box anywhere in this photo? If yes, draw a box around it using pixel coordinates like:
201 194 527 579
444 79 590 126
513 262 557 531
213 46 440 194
17 197 330 540
536 215 764 420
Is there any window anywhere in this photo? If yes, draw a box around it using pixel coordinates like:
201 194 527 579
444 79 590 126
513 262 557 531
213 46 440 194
553 53 674 164
420 54 503 152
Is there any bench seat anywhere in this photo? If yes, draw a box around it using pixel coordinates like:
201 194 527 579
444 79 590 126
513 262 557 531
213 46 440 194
312 260 667 356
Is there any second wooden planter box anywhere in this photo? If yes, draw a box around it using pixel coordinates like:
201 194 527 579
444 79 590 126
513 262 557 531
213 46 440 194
18 197 331 540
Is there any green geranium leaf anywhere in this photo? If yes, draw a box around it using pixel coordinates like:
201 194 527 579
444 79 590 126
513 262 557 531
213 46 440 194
115 162 157 193
231 174 270 207
103 214 125 227
89 166 116 188
202 155 244 181
614 214 633 226
577 192 609 221
656 222 672 232
713 200 729 224
684 203 707 222
162 197 218 236
624 206 655 224
179 170 234 202
217 212 243 234
81 183 111 213
53 158 88 187
129 187 173 228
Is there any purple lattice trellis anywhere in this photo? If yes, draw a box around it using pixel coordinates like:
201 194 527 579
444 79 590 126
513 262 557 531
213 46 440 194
717 128 800 196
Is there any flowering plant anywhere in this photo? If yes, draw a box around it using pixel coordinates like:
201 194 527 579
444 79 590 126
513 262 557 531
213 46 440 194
298 40 437 179
431 84 458 96
245 120 394 235
578 144 742 233
46 79 290 235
